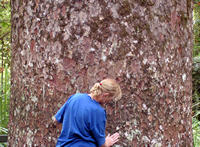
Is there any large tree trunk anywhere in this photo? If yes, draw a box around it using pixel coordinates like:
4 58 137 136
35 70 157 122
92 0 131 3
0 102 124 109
9 0 193 146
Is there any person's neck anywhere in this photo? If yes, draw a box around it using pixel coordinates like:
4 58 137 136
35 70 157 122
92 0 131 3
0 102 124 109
89 93 102 103
89 93 97 100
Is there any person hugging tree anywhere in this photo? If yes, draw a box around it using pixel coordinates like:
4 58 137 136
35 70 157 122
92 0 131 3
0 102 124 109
53 78 122 147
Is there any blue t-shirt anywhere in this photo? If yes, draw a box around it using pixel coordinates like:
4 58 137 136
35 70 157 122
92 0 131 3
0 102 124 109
55 93 106 147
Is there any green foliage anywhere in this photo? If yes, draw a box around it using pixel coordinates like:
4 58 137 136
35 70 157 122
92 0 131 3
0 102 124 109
0 2 10 146
0 127 7 147
0 0 11 66
0 127 7 134
0 142 7 147
193 117 200 146
0 0 10 35
0 65 10 134
0 65 9 147
193 4 200 138
193 2 200 57
193 3 200 146
192 58 200 111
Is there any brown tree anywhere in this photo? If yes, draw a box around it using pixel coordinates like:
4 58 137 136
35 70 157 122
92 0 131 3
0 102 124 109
9 0 193 146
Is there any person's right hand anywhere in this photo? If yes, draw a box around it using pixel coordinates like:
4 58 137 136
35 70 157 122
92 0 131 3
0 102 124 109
105 132 120 147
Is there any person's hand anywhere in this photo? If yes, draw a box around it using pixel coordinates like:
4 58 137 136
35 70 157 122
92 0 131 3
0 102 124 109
105 132 120 147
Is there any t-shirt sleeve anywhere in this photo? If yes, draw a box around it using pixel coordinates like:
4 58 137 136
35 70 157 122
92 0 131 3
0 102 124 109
90 109 106 147
55 95 74 123
55 102 67 123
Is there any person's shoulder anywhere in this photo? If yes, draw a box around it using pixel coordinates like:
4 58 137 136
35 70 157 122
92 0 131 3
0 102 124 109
90 105 106 119
90 102 105 113
72 93 87 97
69 93 91 103
72 93 89 99
76 93 88 96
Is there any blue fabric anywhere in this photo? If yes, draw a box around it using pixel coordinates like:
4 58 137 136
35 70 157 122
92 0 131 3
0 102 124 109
55 93 106 147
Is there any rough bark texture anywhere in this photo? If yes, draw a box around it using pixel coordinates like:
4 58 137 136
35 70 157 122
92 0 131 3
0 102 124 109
9 0 193 146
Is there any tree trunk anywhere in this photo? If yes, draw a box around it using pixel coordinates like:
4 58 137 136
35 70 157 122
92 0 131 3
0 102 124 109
9 0 193 146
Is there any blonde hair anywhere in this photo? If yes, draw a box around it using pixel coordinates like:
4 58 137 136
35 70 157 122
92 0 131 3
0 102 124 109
90 78 122 101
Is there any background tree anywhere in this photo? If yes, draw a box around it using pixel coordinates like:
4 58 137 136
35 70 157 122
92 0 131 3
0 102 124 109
9 0 193 146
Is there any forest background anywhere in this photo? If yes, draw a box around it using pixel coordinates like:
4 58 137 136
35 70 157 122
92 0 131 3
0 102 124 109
0 0 199 146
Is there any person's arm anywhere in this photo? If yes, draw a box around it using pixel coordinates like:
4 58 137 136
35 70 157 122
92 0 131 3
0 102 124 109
101 133 120 147
89 109 120 147
53 95 74 123
54 104 66 123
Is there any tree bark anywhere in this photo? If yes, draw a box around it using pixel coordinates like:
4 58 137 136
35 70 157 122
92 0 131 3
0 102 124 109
9 0 193 146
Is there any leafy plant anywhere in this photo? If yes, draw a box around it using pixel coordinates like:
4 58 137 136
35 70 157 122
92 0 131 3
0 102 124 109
193 117 200 146
0 65 10 134
0 0 11 67
0 126 7 134
193 2 200 57
193 2 200 146
0 1 11 139
0 126 8 147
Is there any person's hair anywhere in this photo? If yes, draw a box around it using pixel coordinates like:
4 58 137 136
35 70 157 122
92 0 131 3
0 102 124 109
90 78 122 101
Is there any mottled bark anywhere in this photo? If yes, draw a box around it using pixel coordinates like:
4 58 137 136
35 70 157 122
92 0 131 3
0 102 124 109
9 0 193 146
